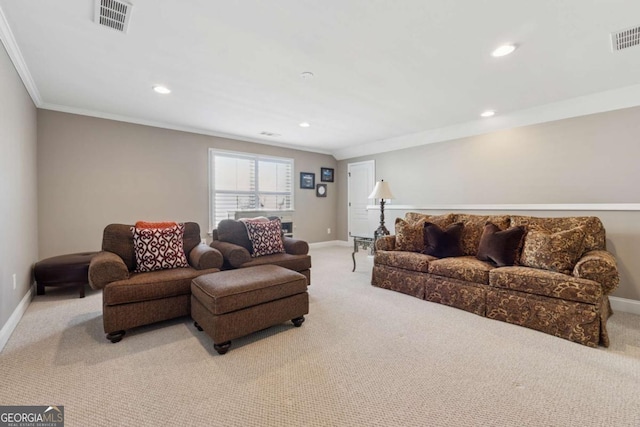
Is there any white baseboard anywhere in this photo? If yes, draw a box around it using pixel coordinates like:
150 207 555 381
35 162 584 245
0 286 33 353
610 296 640 315
309 240 350 248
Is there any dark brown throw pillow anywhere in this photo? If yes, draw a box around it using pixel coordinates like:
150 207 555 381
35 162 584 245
422 222 464 258
217 219 254 253
476 222 526 267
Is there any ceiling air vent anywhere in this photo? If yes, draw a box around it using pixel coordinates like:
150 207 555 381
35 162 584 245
611 26 640 52
94 0 132 33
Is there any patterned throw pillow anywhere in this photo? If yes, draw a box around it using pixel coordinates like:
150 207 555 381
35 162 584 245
395 218 425 252
244 219 286 257
131 223 190 272
520 226 586 274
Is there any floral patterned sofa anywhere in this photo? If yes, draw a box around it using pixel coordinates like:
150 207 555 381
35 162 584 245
372 213 620 347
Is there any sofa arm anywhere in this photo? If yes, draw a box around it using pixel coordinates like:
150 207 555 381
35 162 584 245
375 235 396 251
88 251 129 290
283 237 309 255
210 240 251 268
189 244 223 270
573 250 620 294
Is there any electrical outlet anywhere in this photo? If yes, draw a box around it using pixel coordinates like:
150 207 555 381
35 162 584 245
12 273 17 290
327 228 331 234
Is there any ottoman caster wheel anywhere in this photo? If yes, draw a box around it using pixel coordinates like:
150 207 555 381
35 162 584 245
292 316 305 327
106 330 126 343
194 321 203 331
214 341 231 355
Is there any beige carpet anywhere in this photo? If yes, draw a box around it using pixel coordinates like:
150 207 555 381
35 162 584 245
1 246 639 426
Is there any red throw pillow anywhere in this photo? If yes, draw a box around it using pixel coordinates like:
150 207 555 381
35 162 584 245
135 221 177 229
131 223 189 272
244 219 285 257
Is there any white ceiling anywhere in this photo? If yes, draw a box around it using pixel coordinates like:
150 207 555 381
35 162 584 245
2 0 640 159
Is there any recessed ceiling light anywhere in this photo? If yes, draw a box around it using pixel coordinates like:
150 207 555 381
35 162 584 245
299 122 310 128
481 110 496 118
491 44 517 57
300 72 314 80
152 85 171 94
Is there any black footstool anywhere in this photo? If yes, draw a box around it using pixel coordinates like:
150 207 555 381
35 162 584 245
34 252 98 298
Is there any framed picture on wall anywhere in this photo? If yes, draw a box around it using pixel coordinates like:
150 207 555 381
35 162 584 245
316 184 327 197
300 172 315 189
321 167 334 182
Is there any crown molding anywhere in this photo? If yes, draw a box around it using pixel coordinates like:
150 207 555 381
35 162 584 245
4 0 639 161
39 102 333 156
0 5 42 106
333 84 640 160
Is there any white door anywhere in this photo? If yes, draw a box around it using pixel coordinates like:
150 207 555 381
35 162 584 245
348 160 375 238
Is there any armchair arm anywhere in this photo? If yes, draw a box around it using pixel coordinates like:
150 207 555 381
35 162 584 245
283 237 309 255
88 251 129 290
573 250 620 295
210 240 251 268
189 244 223 270
375 235 396 251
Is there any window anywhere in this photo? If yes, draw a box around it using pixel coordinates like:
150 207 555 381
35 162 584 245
209 149 294 229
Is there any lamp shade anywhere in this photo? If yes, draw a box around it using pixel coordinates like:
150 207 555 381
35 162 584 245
368 180 394 200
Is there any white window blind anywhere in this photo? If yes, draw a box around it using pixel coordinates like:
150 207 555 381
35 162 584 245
209 149 294 229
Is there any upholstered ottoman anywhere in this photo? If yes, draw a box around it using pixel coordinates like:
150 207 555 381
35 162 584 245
191 265 309 354
34 252 98 298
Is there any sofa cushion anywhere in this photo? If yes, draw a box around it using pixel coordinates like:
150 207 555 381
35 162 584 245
428 256 495 285
489 266 602 305
454 214 511 256
405 212 455 227
103 267 220 306
238 252 312 272
520 227 585 274
244 219 286 257
393 214 455 252
476 223 526 267
509 215 605 253
374 250 435 273
422 222 464 258
217 219 254 253
395 218 425 252
131 224 190 272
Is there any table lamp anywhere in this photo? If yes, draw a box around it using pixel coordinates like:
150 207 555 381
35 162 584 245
368 180 395 238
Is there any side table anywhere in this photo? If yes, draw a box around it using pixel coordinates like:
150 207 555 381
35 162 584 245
352 235 375 272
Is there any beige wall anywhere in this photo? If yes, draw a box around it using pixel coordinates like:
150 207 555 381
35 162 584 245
338 107 640 301
0 43 38 329
37 111 338 258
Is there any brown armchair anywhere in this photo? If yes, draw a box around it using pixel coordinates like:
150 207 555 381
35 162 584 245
210 219 311 285
89 222 223 343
